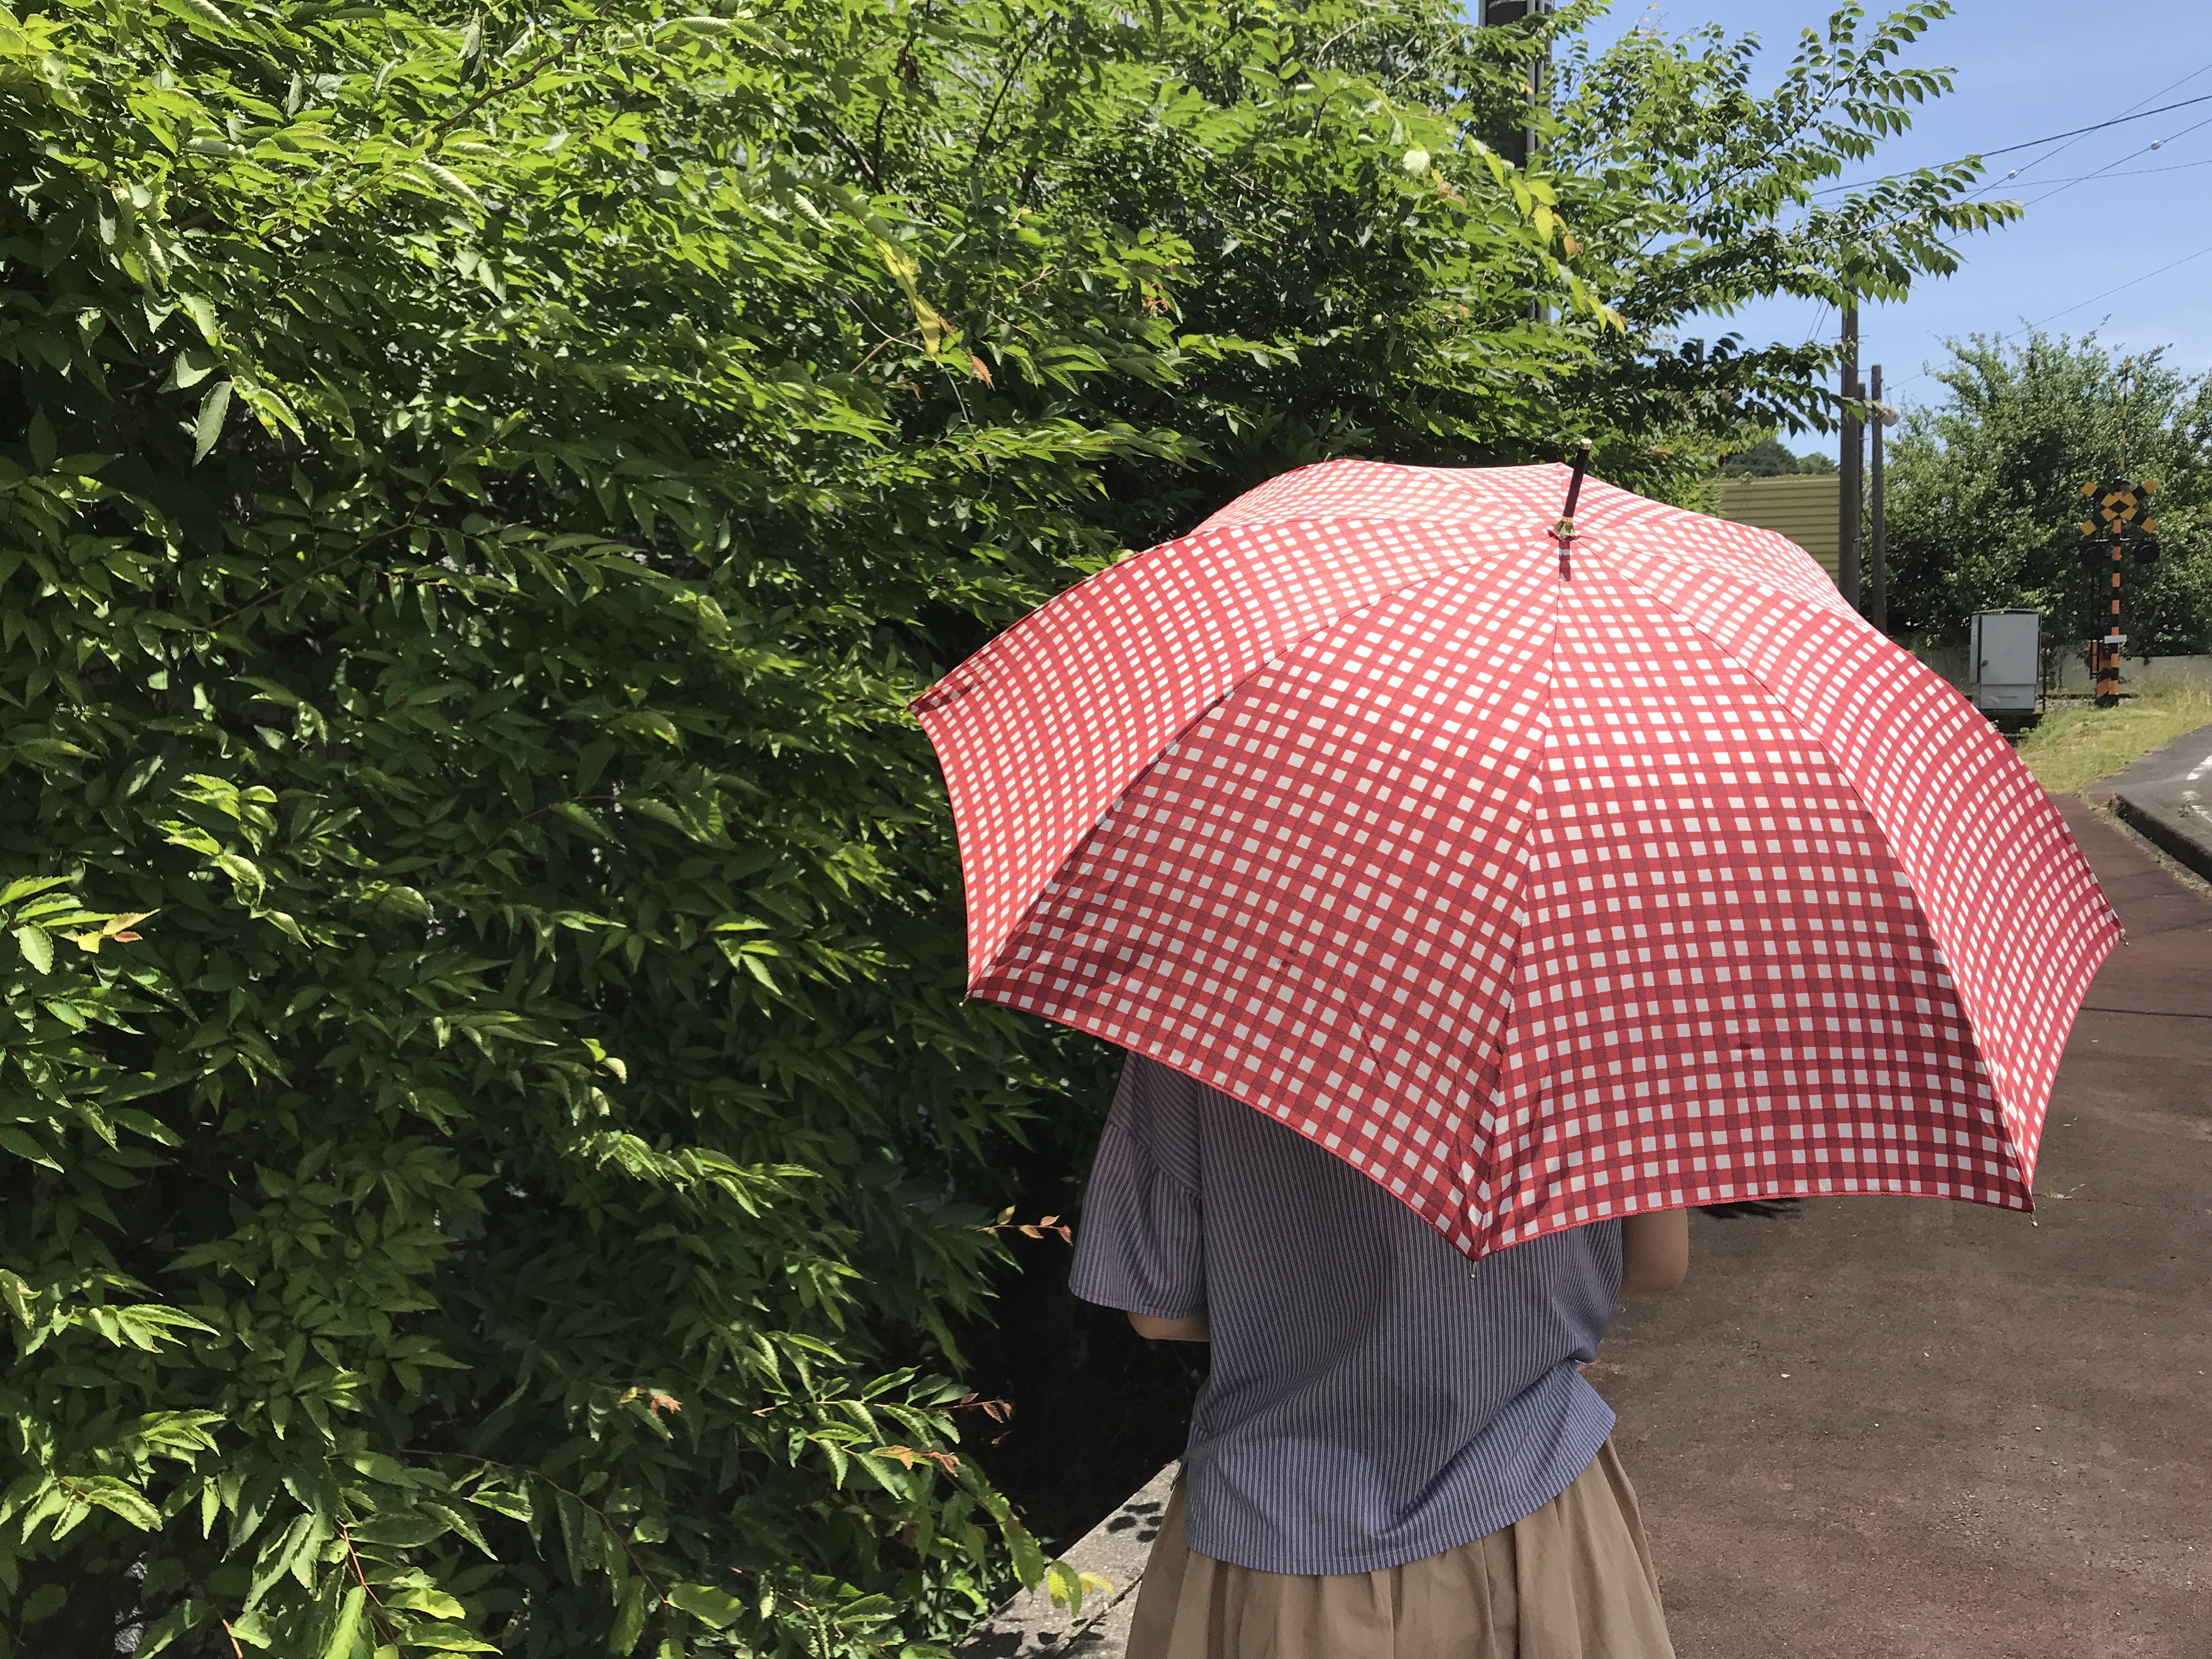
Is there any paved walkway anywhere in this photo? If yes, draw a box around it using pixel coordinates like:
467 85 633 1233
2093 719 2212 884
962 797 2212 1658
1601 796 2210 1658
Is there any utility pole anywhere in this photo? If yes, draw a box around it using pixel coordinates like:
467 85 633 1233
1480 2 1544 171
1838 295 1864 611
1869 363 1888 633
1481 2 1551 320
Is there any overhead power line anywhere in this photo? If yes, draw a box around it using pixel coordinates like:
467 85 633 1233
2011 112 2212 211
2018 239 2212 334
1973 59 2212 200
1812 65 2212 198
2000 155 2212 187
1976 89 2212 160
1884 236 2212 396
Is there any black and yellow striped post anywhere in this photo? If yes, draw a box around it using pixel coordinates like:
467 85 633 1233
2077 475 2161 708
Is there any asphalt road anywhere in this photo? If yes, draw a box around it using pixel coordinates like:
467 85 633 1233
1598 797 2212 1659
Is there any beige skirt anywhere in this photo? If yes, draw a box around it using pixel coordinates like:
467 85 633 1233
1125 1441 1675 1659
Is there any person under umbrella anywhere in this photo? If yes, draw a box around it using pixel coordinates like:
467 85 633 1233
916 453 2117 1658
1074 1051 1688 1658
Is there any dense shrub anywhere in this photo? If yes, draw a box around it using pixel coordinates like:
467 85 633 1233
0 0 1997 1652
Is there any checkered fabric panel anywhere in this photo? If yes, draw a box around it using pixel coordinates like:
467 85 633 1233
1572 478 1849 616
1486 551 2016 1248
1588 514 2120 1181
932 461 2119 1257
979 539 2028 1256
976 548 1559 1252
917 464 1573 982
1193 460 1568 532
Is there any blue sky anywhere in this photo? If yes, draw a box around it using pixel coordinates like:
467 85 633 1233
1569 0 2212 427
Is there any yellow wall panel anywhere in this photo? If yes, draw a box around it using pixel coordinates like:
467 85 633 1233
1714 475 1843 582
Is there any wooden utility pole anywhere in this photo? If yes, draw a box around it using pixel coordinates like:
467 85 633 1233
1838 296 1864 610
1481 2 1551 320
1480 2 1542 170
1869 363 1887 633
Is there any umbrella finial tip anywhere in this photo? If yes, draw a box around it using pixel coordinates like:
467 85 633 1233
1555 440 1594 556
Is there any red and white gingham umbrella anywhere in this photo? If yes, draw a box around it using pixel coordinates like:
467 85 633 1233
915 460 2120 1260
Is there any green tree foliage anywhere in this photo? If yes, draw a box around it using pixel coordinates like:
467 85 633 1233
0 0 2002 1652
968 0 2021 514
1883 333 2212 652
1720 436 1837 477
1544 0 2010 470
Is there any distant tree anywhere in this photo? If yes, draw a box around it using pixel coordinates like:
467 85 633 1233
1720 436 1838 477
1883 334 2212 652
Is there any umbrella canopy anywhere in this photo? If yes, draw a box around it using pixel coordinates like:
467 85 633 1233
915 461 2120 1260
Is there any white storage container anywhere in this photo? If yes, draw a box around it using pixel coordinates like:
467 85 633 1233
1968 610 2041 714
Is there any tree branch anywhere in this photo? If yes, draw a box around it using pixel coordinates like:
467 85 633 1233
817 113 881 184
968 18 1052 173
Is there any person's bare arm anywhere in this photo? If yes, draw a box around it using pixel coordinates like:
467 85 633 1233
1621 1210 1690 1294
1127 1311 1211 1342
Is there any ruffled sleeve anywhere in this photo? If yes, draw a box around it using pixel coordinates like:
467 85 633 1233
1068 1056 1206 1318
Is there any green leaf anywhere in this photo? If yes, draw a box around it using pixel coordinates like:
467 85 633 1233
610 1575 647 1656
132 1599 213 1658
161 0 238 31
0 1269 35 1327
0 875 71 907
384 1588 466 1619
27 408 56 472
551 800 613 842
323 1585 368 1658
12 923 53 973
667 1583 744 1629
419 1502 492 1557
193 380 233 464
388 1624 498 1654
20 1583 66 1622
0 1127 59 1170
412 160 488 216
72 1476 162 1531
465 1487 533 1525
163 346 223 391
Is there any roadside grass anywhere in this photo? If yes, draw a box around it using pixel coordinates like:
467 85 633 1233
2013 683 2212 795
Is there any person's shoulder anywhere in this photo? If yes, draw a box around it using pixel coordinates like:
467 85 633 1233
1106 1052 1209 1171
1113 1051 1207 1110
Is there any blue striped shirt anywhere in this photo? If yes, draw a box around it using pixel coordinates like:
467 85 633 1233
1069 1055 1622 1575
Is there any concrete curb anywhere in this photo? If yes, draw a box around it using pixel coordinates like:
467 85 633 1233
2113 793 2212 884
956 1464 1176 1657
2087 719 2212 886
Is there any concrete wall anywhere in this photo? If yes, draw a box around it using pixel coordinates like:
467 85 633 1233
2052 653 2212 693
1911 647 2212 696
